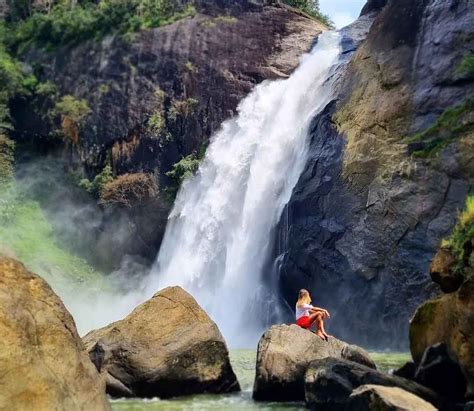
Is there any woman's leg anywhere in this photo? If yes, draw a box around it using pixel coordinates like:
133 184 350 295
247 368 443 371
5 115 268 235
308 312 326 340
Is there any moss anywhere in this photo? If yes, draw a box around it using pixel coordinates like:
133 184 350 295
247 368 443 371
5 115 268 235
404 97 474 158
147 111 165 134
457 54 474 79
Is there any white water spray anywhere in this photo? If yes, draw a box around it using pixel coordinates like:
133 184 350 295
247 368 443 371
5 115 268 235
145 32 342 346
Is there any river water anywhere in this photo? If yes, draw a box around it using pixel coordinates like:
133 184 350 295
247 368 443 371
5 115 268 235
111 350 410 411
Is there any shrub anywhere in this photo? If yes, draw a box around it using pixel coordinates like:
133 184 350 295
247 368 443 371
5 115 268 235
52 95 90 143
442 195 474 275
168 97 199 121
9 0 197 52
79 164 114 197
100 172 158 208
147 110 165 135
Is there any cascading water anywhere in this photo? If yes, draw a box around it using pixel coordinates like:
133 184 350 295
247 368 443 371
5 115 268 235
145 31 342 347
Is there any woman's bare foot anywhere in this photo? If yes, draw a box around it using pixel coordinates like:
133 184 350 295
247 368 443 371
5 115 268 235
316 331 326 341
323 332 330 340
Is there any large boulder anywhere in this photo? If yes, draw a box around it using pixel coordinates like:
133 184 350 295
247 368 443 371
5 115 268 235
410 276 474 397
304 357 441 410
252 324 375 401
0 257 110 411
83 286 239 398
347 385 437 411
414 343 466 401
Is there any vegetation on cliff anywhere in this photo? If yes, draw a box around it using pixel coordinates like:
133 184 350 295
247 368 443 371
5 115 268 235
441 195 474 276
283 0 333 28
6 0 196 51
405 97 474 158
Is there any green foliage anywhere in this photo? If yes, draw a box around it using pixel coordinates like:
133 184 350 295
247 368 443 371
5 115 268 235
282 0 334 28
35 80 58 97
165 145 206 201
98 83 110 94
147 110 165 135
405 97 474 158
184 60 197 73
457 54 474 79
8 0 197 52
441 195 474 276
168 97 199 121
52 95 90 124
0 25 36 130
79 164 114 197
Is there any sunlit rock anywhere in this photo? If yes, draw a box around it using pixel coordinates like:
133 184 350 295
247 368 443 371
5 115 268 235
83 286 239 398
0 257 110 410
253 324 375 401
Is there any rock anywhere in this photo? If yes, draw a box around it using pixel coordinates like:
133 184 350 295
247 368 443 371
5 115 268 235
83 286 239 398
410 276 474 397
393 362 417 380
430 248 464 293
304 357 441 410
414 343 466 401
347 385 437 411
252 324 375 401
0 257 110 410
278 0 474 350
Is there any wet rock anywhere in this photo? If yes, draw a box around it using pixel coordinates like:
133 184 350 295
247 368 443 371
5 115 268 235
252 324 375 401
304 357 441 410
430 248 464 293
410 276 474 397
347 384 437 411
394 362 417 380
83 286 239 399
414 343 466 401
0 257 110 410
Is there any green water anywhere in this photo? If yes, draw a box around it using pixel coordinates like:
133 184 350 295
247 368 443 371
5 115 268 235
111 350 410 411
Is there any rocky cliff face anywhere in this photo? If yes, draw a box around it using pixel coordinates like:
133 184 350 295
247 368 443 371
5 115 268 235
11 0 325 268
278 0 474 349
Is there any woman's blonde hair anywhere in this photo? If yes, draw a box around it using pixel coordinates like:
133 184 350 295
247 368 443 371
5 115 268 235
296 289 311 307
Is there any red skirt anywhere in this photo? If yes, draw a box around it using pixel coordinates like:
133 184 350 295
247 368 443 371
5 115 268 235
296 316 312 329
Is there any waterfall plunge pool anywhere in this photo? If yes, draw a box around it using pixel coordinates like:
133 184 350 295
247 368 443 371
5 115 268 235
111 350 410 411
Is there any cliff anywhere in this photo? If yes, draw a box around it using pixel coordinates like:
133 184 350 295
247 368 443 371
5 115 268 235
278 0 474 348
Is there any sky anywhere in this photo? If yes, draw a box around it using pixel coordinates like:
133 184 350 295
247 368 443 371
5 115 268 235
319 0 367 29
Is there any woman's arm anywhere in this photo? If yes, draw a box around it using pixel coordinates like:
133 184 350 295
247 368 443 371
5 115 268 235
310 306 330 318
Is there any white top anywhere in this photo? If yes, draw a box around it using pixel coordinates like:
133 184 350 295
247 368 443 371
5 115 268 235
295 303 314 320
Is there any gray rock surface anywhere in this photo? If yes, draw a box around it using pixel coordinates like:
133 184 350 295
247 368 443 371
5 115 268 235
277 0 474 350
253 324 375 401
304 357 441 410
83 286 239 398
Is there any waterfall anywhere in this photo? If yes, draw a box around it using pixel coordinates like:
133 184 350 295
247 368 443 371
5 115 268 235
146 32 342 346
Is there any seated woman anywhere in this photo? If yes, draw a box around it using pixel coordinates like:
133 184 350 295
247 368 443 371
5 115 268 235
295 289 330 341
